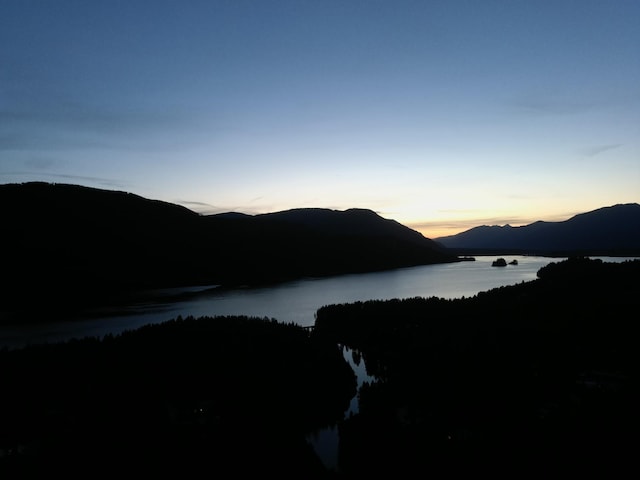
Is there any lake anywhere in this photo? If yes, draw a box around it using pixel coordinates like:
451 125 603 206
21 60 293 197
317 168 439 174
1 255 635 350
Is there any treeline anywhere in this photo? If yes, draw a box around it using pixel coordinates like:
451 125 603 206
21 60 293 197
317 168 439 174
0 315 356 478
314 258 640 477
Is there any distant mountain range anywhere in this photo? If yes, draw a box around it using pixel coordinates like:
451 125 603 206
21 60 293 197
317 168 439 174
435 203 640 255
0 182 457 319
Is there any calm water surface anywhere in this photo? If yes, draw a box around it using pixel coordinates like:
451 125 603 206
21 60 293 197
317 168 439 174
1 256 633 349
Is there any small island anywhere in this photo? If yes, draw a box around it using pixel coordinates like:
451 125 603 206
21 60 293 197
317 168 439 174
492 257 507 267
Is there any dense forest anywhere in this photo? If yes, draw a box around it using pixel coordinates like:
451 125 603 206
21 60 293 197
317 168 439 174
314 257 640 477
0 316 356 478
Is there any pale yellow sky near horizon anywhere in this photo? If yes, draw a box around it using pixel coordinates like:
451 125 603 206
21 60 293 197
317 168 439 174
2 2 638 240
178 192 638 239
394 200 637 240
405 211 580 240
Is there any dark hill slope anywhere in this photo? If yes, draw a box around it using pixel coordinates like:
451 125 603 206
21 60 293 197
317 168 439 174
241 207 450 275
435 203 640 255
2 183 206 315
260 207 438 247
1 182 457 319
200 206 457 283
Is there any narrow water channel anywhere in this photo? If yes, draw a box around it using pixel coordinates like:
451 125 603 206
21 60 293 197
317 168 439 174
308 345 376 471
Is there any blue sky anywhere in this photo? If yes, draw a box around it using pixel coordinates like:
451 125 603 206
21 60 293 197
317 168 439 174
2 0 638 238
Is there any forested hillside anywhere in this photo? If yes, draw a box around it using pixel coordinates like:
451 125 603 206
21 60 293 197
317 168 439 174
1 182 457 321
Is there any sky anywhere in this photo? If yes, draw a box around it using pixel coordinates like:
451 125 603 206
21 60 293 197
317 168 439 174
1 0 638 238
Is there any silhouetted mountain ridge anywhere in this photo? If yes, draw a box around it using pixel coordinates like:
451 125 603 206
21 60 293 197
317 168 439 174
255 207 440 248
1 182 457 321
435 203 640 255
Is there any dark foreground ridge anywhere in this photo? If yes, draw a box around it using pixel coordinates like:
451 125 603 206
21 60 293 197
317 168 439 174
0 182 458 323
0 316 356 478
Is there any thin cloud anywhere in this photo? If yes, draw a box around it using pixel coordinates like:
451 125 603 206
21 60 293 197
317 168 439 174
409 216 536 234
0 171 128 190
515 99 593 116
409 218 522 232
580 144 621 157
509 90 596 116
0 88 201 154
24 157 57 170
177 200 217 208
436 209 485 215
175 200 222 214
408 209 584 237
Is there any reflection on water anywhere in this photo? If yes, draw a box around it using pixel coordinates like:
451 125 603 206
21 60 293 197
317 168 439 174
1 255 572 349
308 345 377 471
2 257 636 351
343 346 376 416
